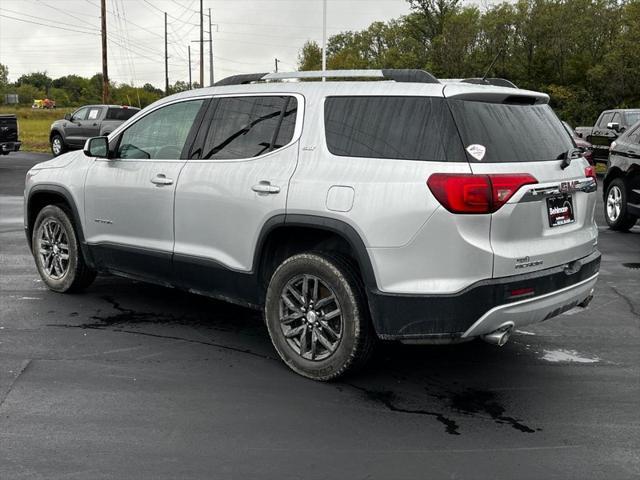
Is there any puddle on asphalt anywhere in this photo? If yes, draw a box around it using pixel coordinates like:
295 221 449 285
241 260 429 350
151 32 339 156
541 349 600 363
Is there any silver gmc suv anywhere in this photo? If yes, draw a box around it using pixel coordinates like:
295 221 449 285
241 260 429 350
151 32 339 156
24 70 600 380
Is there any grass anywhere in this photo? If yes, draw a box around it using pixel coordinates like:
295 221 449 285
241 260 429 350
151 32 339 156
0 106 73 153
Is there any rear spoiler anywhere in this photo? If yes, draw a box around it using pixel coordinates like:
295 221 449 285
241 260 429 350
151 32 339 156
442 83 549 105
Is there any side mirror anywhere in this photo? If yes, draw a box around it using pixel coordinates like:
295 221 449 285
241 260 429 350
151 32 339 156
607 122 620 132
83 136 109 158
64 113 71 121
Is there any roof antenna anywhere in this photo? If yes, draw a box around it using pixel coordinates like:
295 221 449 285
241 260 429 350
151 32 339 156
482 47 504 82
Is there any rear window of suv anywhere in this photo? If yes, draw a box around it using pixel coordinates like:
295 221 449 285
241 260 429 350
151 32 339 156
447 100 573 163
324 96 465 162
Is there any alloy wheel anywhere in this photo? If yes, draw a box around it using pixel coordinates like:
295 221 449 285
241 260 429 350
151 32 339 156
606 185 622 222
52 138 62 155
38 219 70 280
279 274 344 361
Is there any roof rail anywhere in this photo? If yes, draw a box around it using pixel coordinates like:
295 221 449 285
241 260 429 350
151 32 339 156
213 69 441 86
461 77 517 88
214 73 269 86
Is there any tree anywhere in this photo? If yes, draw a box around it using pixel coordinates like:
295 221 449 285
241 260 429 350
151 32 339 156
142 83 163 94
294 0 637 125
16 71 53 94
168 80 190 94
298 41 322 71
0 64 8 88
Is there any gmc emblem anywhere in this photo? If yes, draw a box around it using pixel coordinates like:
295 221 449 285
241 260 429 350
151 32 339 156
560 180 579 193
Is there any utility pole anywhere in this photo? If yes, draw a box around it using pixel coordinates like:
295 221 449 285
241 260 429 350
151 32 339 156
199 0 204 88
100 0 109 102
188 45 192 89
322 0 327 81
274 58 280 73
208 8 213 86
164 12 169 95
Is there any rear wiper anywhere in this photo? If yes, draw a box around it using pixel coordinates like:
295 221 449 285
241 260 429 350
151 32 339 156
558 147 582 170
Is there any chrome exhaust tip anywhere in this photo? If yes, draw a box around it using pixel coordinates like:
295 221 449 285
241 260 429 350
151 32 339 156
482 322 514 347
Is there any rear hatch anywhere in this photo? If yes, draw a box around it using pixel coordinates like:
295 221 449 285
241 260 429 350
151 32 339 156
0 114 19 142
444 85 598 278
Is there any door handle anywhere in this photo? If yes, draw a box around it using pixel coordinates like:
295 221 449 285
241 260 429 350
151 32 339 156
252 181 280 194
151 174 173 186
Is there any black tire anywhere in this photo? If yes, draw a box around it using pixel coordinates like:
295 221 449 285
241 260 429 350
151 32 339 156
32 205 96 293
265 252 376 381
604 178 637 231
50 133 66 156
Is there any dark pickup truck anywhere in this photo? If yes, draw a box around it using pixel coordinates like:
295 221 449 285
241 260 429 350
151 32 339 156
0 114 21 155
575 109 640 163
50 104 139 156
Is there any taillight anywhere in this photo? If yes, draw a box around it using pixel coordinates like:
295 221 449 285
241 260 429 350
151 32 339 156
427 173 538 214
585 165 597 184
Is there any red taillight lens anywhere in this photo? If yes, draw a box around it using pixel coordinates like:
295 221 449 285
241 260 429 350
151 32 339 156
585 165 597 184
427 173 538 214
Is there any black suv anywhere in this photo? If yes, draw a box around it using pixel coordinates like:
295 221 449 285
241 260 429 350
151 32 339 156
603 121 640 230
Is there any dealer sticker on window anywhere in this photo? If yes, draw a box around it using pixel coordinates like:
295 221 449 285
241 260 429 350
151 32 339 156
466 144 486 161
547 194 575 227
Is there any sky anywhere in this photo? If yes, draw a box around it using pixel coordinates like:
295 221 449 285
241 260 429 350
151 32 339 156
0 0 418 88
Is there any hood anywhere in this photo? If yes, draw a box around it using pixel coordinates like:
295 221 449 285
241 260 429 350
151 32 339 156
31 150 83 170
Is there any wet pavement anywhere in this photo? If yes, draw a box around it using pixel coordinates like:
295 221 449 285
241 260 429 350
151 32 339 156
1 152 639 479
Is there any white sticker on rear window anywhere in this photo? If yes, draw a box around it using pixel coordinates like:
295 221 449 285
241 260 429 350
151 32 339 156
466 144 486 161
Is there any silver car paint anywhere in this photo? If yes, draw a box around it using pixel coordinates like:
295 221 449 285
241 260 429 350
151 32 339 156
174 93 305 271
24 79 599 335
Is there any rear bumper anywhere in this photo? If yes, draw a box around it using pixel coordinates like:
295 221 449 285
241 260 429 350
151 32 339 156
0 141 21 153
368 251 600 341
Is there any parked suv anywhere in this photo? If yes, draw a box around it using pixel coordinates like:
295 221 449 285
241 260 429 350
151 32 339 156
602 121 640 230
25 70 600 380
49 104 139 156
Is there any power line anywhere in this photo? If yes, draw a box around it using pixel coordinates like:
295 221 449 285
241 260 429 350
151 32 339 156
0 13 100 36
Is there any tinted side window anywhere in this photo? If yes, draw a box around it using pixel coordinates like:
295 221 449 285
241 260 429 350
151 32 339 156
612 112 621 125
201 96 297 160
626 126 640 145
117 100 204 160
625 112 640 127
324 96 463 162
106 108 139 121
599 113 613 128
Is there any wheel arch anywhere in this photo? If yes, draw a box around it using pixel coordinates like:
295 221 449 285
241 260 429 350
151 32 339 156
27 185 93 266
603 166 625 198
254 215 377 300
49 129 64 142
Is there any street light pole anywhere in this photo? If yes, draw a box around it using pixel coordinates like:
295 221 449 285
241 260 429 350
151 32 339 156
322 0 327 81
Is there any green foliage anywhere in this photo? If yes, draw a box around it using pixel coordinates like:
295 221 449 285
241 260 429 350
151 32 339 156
298 41 323 71
2 69 166 109
297 0 640 125
0 64 8 87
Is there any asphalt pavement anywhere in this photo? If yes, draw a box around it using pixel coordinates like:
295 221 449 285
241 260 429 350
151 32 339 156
1 152 639 479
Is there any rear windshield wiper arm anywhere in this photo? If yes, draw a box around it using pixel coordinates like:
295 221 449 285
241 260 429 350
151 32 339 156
558 147 582 170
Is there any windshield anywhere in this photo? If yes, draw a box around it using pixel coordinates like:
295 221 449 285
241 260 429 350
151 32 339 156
448 100 573 163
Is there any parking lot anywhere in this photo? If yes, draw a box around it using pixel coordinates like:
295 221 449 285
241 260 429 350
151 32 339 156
1 152 639 479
